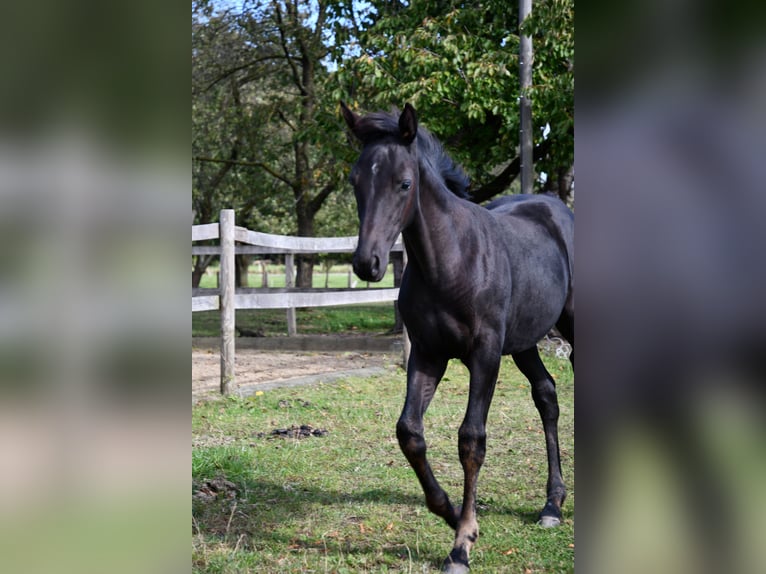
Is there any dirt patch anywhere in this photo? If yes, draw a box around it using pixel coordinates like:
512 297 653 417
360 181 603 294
257 424 329 439
192 348 398 402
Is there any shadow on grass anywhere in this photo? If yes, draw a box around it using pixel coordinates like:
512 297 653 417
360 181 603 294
193 476 448 567
193 471 572 570
489 503 575 526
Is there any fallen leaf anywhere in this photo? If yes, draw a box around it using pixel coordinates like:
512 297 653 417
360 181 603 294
503 548 516 555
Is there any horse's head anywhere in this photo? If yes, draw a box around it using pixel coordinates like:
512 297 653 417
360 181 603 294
341 101 419 282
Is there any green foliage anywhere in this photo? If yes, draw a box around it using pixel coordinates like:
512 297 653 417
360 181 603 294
524 0 574 172
192 1 295 232
335 0 574 197
193 0 574 241
192 0 360 236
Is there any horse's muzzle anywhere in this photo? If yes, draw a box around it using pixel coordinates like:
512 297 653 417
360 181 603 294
353 250 386 282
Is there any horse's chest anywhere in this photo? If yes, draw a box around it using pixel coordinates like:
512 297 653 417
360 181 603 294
398 285 488 357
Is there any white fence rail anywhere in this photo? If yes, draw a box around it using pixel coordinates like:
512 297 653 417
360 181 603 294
193 209 404 394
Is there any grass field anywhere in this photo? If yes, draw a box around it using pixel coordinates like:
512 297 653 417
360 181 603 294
192 304 396 338
192 353 574 573
197 264 396 290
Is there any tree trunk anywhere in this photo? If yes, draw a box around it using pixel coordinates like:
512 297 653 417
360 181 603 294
274 0 337 290
294 257 313 288
235 254 252 288
260 260 269 288
294 202 315 288
192 267 204 289
324 260 333 288
469 139 552 204
543 164 574 204
557 165 574 203
192 254 215 288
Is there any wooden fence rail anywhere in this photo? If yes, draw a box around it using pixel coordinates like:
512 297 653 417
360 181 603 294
193 209 405 394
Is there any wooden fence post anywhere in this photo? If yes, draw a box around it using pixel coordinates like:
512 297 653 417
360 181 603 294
285 253 297 336
219 209 236 395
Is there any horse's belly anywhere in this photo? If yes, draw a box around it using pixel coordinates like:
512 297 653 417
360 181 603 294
502 290 568 354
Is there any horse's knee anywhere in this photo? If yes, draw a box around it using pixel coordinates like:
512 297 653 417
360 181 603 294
396 417 425 458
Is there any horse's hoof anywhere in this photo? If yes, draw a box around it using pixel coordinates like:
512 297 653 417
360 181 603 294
442 549 470 574
539 500 562 527
442 560 470 574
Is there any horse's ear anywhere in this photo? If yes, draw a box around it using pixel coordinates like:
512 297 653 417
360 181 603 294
340 101 358 134
398 103 418 144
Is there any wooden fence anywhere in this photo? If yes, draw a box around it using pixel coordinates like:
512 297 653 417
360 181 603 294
193 209 406 394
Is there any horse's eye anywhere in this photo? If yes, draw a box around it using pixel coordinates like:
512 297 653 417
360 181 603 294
400 180 412 191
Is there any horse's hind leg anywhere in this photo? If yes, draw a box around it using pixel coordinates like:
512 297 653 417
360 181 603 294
512 347 567 527
556 296 574 366
396 346 459 528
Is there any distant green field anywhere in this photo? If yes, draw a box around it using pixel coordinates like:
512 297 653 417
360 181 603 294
197 264 396 290
192 304 397 338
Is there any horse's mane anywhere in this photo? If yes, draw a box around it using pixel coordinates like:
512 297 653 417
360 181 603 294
353 110 471 199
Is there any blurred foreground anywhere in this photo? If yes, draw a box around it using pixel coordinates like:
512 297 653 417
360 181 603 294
577 1 766 573
0 2 188 573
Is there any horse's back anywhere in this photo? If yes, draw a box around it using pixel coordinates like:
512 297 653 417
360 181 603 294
486 194 574 352
487 194 573 271
487 194 573 233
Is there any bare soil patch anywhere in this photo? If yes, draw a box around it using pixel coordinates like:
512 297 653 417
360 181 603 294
192 347 397 402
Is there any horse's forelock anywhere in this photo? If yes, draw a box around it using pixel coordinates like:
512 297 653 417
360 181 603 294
353 109 471 199
352 111 402 144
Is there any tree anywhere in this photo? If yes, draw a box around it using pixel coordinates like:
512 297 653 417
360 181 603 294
524 0 574 202
335 0 574 203
193 0 359 287
192 2 248 286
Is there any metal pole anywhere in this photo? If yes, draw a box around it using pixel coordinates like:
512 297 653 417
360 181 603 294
519 0 534 194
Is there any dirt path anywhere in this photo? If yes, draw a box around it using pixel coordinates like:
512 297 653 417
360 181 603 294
192 348 399 402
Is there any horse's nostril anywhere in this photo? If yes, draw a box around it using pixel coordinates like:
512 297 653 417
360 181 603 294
352 250 381 282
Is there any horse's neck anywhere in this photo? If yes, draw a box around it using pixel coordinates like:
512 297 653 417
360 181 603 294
403 170 470 286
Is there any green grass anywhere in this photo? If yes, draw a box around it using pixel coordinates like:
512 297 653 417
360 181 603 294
192 304 397 338
192 354 574 573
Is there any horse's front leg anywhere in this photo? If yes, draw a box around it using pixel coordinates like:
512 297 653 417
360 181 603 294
396 346 459 528
512 347 567 527
443 349 502 574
